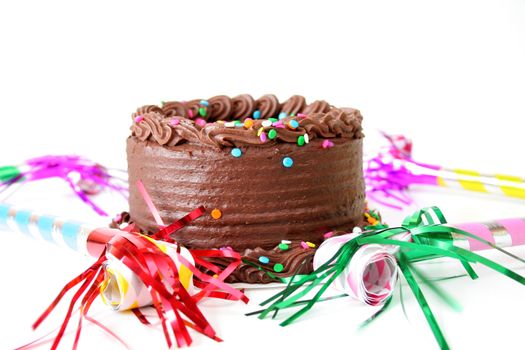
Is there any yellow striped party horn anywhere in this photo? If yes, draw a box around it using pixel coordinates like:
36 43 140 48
365 133 525 208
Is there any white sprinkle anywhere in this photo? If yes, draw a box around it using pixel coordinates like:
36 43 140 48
352 227 362 234
281 240 292 244
224 122 236 128
261 120 272 128
304 133 310 144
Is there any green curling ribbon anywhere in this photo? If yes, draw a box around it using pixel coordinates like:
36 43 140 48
0 165 22 183
251 206 525 350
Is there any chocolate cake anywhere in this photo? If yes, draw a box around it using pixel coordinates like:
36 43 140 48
126 94 365 283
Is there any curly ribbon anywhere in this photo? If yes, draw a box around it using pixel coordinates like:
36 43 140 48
0 155 128 216
365 132 525 209
252 207 525 350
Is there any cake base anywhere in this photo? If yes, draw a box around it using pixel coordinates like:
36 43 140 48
111 212 374 283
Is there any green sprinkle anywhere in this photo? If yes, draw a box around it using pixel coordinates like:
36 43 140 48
268 118 278 122
278 243 289 251
199 107 207 117
297 135 305 147
273 263 284 273
290 113 295 117
268 129 277 139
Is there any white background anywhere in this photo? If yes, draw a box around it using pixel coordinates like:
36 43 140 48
1 0 525 349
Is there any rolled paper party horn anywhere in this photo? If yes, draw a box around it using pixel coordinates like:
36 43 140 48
313 216 525 306
0 203 194 310
0 155 128 216
365 133 525 208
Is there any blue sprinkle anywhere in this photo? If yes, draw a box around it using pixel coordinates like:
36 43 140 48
282 157 294 168
259 256 270 264
278 112 287 120
200 100 209 106
289 119 299 129
253 110 261 119
231 148 242 158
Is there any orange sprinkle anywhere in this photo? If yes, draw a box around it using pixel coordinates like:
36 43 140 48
211 209 222 220
244 119 254 129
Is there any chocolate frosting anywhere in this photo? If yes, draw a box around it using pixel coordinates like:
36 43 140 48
130 94 364 149
127 137 365 251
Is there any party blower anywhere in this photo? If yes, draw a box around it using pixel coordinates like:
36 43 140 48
249 207 525 350
0 203 248 349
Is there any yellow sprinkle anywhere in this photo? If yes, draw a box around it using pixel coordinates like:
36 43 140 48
217 120 225 124
306 241 316 248
211 208 222 220
257 127 264 136
213 274 219 278
364 213 372 219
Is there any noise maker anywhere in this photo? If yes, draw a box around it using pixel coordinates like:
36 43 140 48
254 207 525 350
0 202 195 310
365 133 525 208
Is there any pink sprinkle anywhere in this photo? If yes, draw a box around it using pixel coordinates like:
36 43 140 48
275 124 286 129
134 115 144 123
322 139 334 149
195 118 206 127
297 113 307 118
188 109 194 118
300 241 309 249
260 132 267 143
272 121 284 127
220 246 233 251
170 118 180 126
323 231 334 239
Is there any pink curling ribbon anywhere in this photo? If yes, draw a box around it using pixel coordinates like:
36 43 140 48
0 155 128 216
365 132 525 209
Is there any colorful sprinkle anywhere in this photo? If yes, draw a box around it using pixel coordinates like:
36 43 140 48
273 263 284 273
278 243 289 250
258 256 270 264
231 148 242 158
297 135 305 147
323 231 334 239
253 110 262 119
306 241 316 248
282 157 293 168
278 112 287 120
200 100 209 106
262 120 272 128
217 120 225 124
257 127 264 136
281 240 292 244
211 209 222 220
268 118 278 122
322 139 335 149
297 113 307 118
170 118 180 126
195 118 206 127
287 119 299 129
244 118 254 129
268 129 277 139
188 109 194 118
304 133 310 144
300 241 309 249
134 115 144 123
352 227 363 234
260 132 267 143
225 121 237 128
198 107 207 117
235 120 243 127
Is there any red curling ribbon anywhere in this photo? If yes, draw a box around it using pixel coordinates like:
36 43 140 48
152 206 206 242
